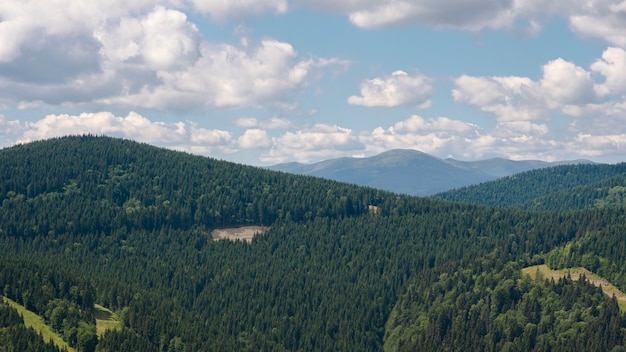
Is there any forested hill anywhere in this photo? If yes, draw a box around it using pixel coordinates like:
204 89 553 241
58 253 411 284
434 162 626 211
1 136 626 351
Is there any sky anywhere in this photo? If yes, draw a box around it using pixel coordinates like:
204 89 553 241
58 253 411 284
1 0 626 166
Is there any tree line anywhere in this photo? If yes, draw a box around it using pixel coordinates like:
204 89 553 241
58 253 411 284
1 136 625 350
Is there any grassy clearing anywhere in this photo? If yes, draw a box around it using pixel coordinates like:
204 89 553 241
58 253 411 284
2 296 75 352
522 265 626 312
94 303 122 337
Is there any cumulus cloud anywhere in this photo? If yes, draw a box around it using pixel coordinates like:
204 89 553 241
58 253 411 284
0 115 26 145
260 124 364 163
299 0 563 31
591 47 626 96
189 0 288 22
539 58 597 107
97 39 339 110
236 117 259 128
348 0 519 30
299 0 626 48
4 108 626 165
238 129 271 148
363 115 481 156
7 112 234 156
452 75 543 121
451 49 626 122
568 0 626 48
235 116 292 129
0 1 342 111
256 114 581 163
348 71 433 108
0 1 165 63
95 6 200 70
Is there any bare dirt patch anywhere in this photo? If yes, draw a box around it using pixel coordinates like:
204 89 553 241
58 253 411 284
210 226 269 243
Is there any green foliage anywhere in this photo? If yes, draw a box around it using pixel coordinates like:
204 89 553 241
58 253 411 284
547 218 626 294
384 264 626 351
435 163 626 211
1 136 625 350
0 301 65 352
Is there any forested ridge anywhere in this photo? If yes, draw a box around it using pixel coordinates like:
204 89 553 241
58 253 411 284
1 135 626 351
434 163 626 210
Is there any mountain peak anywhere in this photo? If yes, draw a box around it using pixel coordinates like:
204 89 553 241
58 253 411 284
270 150 594 196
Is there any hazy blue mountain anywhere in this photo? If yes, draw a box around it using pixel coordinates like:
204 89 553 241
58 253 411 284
269 149 593 196
445 157 595 177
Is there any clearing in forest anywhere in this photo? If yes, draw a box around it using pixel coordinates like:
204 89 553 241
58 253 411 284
522 264 626 311
94 303 122 337
2 296 75 352
210 226 269 243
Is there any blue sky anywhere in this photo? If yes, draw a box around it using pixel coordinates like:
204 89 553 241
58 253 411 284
1 0 626 165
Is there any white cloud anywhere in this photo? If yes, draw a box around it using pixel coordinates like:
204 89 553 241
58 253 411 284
300 0 626 48
235 117 259 128
0 115 25 145
235 116 292 129
266 117 293 129
347 0 519 30
260 124 364 163
190 126 233 145
591 47 626 96
4 108 626 165
348 71 433 107
17 112 183 145
238 129 271 148
188 0 288 22
0 1 343 111
95 7 200 70
539 58 597 107
451 51 626 122
364 115 481 156
452 75 543 121
301 0 529 30
0 1 159 62
7 112 234 155
571 132 626 158
389 115 475 134
98 39 338 110
568 0 626 48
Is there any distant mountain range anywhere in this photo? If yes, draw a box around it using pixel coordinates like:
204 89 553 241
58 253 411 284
269 149 594 196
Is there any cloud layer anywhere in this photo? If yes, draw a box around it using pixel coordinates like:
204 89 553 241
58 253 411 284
1 0 626 165
348 71 433 108
0 1 344 112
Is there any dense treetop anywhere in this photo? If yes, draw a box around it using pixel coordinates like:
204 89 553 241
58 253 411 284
1 136 625 351
434 163 626 211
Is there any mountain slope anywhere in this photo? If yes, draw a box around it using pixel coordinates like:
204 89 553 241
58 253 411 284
444 157 594 177
270 149 592 196
270 150 495 196
434 163 626 210
0 136 624 351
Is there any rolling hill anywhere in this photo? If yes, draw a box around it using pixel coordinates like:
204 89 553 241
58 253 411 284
270 149 592 196
434 162 626 210
1 136 626 351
